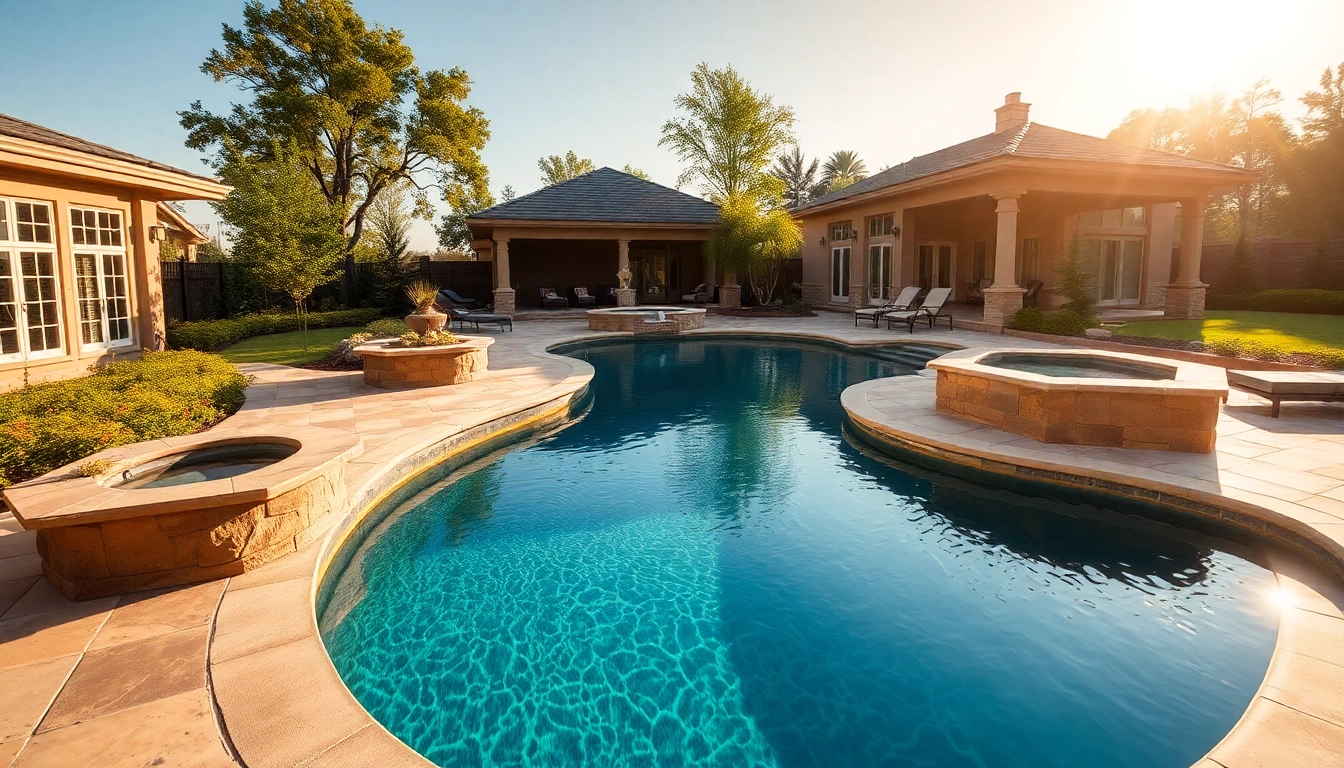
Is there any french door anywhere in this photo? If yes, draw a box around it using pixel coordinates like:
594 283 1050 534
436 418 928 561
867 244 892 305
916 243 955 298
1091 238 1143 305
830 246 850 302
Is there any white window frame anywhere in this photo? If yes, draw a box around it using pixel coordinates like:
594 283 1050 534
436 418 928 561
830 246 851 302
0 197 65 363
69 205 134 352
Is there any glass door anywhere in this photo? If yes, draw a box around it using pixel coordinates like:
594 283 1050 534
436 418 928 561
916 243 955 297
632 247 667 303
830 247 850 302
1095 238 1143 305
867 244 891 304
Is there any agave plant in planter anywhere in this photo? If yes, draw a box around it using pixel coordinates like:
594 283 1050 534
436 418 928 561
404 280 447 334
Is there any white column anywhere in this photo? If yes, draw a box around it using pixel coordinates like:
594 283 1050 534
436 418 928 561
1174 199 1206 286
982 192 1027 327
492 237 515 314
991 194 1022 288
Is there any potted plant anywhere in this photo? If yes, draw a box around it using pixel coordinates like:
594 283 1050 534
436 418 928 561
404 280 447 334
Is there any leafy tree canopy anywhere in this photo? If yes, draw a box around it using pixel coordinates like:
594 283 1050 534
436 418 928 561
539 151 595 185
621 165 650 180
659 63 795 203
181 0 490 253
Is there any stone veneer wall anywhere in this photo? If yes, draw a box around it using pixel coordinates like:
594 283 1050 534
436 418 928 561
934 370 1218 453
800 283 827 306
587 311 704 333
1163 284 1207 319
36 465 347 600
362 345 488 388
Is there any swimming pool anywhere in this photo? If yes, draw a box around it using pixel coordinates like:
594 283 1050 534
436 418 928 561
319 337 1280 768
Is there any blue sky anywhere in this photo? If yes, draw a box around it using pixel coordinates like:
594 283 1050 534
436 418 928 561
2 0 1341 249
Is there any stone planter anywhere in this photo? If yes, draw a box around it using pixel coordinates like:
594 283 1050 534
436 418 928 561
355 336 494 388
3 428 363 600
404 310 448 334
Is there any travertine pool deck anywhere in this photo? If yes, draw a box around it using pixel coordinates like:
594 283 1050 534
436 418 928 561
0 311 1341 766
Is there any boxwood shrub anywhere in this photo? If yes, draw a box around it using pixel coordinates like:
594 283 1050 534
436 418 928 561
1007 306 1094 336
166 308 383 350
1207 290 1344 315
0 351 249 488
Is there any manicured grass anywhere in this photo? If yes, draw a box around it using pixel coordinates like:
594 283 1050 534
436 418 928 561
217 326 365 365
1115 311 1344 351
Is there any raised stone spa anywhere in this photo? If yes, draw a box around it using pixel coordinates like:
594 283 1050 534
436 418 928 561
587 306 706 333
4 428 362 599
927 347 1228 453
355 336 493 388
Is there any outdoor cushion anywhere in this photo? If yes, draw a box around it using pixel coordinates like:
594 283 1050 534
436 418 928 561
1227 370 1344 395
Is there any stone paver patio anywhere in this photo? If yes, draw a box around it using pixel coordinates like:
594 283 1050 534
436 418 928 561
0 311 1340 766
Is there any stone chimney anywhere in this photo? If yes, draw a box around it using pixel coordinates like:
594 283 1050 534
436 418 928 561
995 92 1031 133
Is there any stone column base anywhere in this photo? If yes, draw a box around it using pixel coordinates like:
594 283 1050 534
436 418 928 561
800 283 827 305
982 286 1025 327
615 288 637 307
492 288 515 315
1163 283 1207 319
850 285 868 310
1145 283 1168 311
719 284 742 309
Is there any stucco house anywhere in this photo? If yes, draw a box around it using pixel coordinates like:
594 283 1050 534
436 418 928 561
467 168 721 313
0 114 228 389
793 93 1253 326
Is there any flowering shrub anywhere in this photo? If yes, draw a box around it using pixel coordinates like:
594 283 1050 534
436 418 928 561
0 351 248 487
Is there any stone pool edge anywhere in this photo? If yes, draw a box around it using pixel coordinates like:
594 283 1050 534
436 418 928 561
842 375 1344 768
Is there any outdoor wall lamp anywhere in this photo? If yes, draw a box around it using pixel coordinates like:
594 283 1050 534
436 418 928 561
893 226 901 238
818 237 826 247
148 225 169 242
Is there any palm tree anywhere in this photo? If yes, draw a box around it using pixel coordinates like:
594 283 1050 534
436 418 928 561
821 150 868 193
769 146 819 209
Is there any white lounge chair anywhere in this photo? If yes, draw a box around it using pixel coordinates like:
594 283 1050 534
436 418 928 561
886 287 953 333
854 286 921 326
1228 370 1344 417
681 283 711 304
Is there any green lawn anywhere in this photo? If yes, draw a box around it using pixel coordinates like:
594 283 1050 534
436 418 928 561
217 326 366 365
1115 311 1344 352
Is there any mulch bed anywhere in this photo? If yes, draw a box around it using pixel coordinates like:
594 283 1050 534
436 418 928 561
715 306 815 318
1102 334 1197 352
294 354 362 371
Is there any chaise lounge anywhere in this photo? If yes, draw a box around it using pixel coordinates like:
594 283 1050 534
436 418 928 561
886 287 953 333
539 288 568 309
854 286 920 327
448 306 512 332
573 287 597 307
681 283 712 304
1227 370 1344 417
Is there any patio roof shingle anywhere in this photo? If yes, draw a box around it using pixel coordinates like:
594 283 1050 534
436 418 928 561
796 122 1247 212
469 167 720 225
0 112 218 183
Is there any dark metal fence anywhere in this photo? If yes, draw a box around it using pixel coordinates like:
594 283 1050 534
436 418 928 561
161 259 494 322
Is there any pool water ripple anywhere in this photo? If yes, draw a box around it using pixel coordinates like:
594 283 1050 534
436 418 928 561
320 339 1281 768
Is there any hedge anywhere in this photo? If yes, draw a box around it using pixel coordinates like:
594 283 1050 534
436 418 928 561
166 308 383 350
0 351 249 488
1007 306 1094 336
1207 290 1344 315
1201 339 1344 370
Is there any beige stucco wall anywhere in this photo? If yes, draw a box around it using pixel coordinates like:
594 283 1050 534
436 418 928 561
0 168 163 390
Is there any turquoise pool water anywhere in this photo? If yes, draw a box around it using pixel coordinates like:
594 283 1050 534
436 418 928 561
319 338 1280 768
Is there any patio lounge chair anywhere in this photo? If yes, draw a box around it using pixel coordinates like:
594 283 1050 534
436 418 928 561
886 287 953 333
573 287 597 307
1022 279 1045 307
449 306 513 332
854 286 920 327
435 288 485 312
1227 370 1344 417
965 278 992 305
681 283 711 304
597 286 619 305
538 288 568 309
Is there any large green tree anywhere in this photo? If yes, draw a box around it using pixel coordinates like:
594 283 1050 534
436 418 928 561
214 146 345 343
538 151 594 185
364 184 415 307
660 64 800 297
1285 63 1344 238
181 0 490 257
659 63 795 201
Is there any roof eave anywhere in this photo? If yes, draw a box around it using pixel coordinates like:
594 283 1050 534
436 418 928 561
792 155 1256 217
464 217 716 229
0 135 230 200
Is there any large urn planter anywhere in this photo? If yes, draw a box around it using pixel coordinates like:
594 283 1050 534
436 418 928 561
354 336 494 388
404 310 448 334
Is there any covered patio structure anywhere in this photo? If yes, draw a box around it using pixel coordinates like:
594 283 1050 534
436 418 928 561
466 168 722 314
793 93 1254 327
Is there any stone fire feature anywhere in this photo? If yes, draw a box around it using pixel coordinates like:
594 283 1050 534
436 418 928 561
927 348 1228 453
355 336 494 388
3 428 363 599
586 307 706 333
